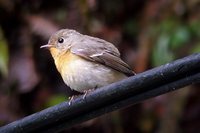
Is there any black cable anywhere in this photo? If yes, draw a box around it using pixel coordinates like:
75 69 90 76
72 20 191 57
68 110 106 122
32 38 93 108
0 53 200 133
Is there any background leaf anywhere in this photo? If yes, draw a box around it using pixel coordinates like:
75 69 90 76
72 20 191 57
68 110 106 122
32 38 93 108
170 26 190 49
0 28 9 77
152 34 175 66
45 94 67 107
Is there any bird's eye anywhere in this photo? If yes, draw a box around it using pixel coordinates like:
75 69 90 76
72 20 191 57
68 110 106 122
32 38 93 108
58 37 64 43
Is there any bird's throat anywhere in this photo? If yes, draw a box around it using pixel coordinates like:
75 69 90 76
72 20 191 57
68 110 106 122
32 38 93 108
49 48 82 75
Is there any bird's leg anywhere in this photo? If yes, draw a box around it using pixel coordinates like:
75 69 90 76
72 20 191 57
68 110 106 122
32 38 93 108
83 87 97 99
83 90 88 99
68 95 74 105
69 87 97 105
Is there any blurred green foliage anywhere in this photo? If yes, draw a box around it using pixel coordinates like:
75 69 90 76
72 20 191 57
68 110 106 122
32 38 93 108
151 19 199 66
170 25 190 50
45 94 67 107
189 21 200 38
0 28 9 77
191 43 200 53
123 19 138 37
152 33 175 66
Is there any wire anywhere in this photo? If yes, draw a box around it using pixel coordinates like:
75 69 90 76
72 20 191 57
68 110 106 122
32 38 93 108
0 53 200 133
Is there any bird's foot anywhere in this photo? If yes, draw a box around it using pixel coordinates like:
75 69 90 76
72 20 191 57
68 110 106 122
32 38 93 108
68 88 96 105
83 89 95 99
68 95 75 105
83 91 88 99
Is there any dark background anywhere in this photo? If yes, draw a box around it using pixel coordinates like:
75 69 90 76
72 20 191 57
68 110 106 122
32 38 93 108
0 0 200 133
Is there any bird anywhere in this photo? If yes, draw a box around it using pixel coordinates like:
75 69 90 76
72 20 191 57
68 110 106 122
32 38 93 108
40 29 135 102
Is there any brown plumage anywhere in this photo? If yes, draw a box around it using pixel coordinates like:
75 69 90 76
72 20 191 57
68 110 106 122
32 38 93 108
41 29 135 92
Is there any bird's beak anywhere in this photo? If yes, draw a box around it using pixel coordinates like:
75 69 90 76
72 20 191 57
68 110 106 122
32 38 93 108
40 44 53 49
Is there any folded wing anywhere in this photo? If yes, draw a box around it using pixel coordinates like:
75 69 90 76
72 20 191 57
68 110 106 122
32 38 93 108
70 35 135 76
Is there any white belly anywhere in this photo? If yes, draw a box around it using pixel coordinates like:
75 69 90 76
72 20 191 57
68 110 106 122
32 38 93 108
60 58 127 92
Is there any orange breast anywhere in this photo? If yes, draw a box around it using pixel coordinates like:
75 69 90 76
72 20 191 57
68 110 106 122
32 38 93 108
49 48 82 75
49 47 127 92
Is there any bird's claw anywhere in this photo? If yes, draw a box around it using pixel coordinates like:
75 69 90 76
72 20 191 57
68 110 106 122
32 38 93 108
68 96 74 105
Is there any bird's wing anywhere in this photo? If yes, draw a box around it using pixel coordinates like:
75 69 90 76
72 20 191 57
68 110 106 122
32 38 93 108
70 35 135 76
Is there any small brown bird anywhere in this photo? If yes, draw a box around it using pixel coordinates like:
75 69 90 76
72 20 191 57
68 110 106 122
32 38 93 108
41 29 135 95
